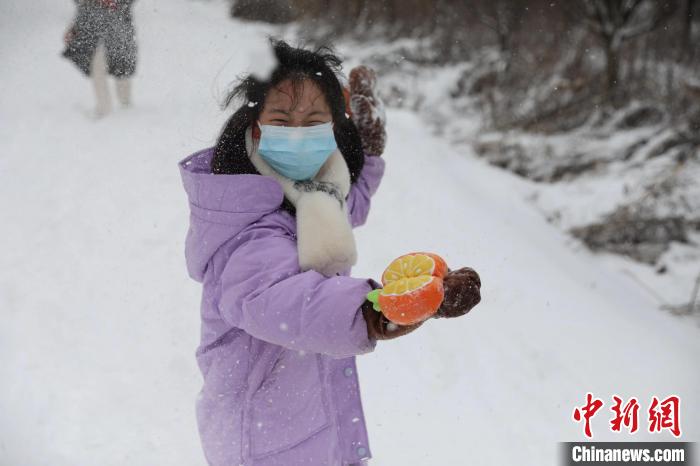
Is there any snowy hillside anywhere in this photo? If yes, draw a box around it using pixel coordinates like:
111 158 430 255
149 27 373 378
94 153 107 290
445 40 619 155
326 38 700 311
0 1 698 466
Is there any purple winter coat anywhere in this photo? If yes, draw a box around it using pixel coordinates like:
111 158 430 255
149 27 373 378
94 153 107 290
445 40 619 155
179 147 386 466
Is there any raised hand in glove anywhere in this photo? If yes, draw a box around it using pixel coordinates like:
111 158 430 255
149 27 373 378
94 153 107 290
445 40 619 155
348 66 387 156
434 267 482 319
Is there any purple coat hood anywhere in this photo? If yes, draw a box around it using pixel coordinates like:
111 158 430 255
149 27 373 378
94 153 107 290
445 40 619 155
180 148 285 282
179 147 386 466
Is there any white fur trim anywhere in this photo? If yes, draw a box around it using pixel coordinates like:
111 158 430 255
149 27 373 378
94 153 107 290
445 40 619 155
245 127 357 276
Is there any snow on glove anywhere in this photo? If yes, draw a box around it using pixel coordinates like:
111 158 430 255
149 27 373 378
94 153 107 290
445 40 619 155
349 66 387 156
434 267 482 319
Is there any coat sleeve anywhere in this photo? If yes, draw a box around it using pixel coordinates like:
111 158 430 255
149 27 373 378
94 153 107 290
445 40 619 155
217 231 378 359
346 154 386 227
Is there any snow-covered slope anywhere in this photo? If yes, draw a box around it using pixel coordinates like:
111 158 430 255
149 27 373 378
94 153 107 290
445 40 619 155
1 1 697 465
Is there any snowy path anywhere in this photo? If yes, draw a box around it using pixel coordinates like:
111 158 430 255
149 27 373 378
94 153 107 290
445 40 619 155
1 1 698 466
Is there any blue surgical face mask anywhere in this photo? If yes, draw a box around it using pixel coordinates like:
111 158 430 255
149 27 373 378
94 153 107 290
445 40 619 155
257 122 337 181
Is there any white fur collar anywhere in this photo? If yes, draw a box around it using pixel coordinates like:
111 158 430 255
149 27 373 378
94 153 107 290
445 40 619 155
245 127 358 276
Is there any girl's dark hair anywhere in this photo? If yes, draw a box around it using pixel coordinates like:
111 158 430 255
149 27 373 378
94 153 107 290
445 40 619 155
211 39 365 188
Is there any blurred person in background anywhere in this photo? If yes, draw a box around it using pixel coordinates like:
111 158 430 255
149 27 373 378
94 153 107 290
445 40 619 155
63 0 137 118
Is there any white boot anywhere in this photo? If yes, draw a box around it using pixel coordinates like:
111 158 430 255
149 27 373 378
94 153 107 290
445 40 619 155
91 41 111 118
115 78 132 107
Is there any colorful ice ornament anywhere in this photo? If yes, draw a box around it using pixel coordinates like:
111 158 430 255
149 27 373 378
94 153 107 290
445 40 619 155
367 252 448 325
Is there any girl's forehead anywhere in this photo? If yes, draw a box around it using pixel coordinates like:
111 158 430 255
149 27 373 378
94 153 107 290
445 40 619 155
264 79 329 112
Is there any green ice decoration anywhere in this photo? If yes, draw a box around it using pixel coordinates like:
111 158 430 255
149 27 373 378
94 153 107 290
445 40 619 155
366 289 382 312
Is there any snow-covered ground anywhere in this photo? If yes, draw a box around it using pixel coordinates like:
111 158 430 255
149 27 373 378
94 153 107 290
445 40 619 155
1 1 698 466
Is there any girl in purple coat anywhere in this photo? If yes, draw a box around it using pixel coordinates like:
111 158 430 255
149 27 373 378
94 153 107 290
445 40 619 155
179 40 481 466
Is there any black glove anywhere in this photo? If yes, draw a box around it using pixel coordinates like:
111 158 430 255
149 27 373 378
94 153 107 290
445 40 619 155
434 267 482 319
349 66 387 156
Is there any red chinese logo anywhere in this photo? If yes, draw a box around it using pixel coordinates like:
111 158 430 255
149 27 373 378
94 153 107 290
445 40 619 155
572 394 681 438
610 396 639 434
572 392 604 438
648 395 681 438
